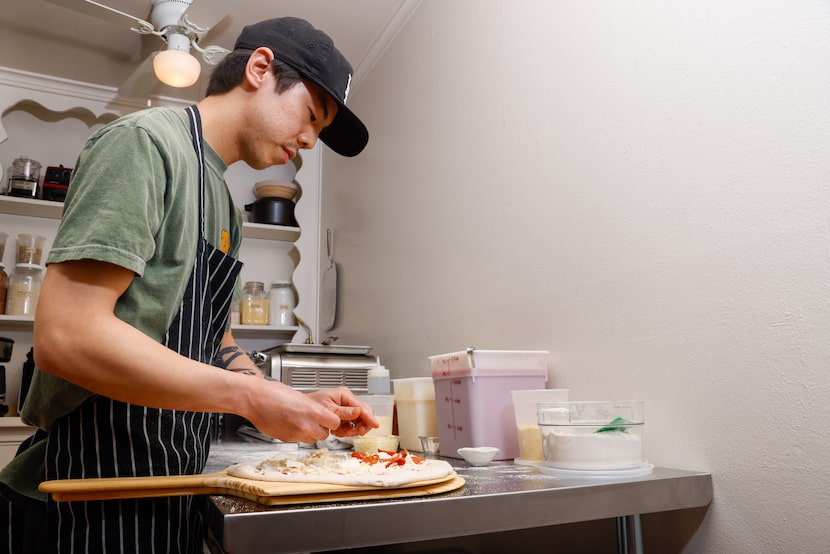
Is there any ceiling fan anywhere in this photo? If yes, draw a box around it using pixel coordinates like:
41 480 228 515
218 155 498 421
44 0 240 97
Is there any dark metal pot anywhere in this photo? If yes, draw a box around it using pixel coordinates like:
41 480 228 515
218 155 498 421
244 197 298 227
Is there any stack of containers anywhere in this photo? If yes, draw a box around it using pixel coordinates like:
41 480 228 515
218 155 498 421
429 348 549 460
392 377 438 452
357 362 395 437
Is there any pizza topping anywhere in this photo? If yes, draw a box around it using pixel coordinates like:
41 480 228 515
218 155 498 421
249 448 434 480
352 448 424 468
227 448 455 488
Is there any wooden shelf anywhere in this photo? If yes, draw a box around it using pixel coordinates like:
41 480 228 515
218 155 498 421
241 222 300 241
0 318 298 337
0 416 31 428
0 314 34 330
0 195 63 219
0 197 300 242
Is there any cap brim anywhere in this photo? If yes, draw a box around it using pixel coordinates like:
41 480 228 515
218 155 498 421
319 102 368 157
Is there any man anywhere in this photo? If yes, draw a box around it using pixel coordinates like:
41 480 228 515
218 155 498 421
0 17 377 553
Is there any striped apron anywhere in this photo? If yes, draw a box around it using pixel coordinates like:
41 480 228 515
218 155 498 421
43 105 243 553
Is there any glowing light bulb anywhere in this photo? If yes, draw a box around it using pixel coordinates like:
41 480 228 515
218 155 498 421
152 33 201 88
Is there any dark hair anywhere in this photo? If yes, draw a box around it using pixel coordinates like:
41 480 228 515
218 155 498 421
206 49 304 96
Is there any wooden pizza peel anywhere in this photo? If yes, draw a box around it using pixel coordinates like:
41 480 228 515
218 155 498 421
40 469 465 506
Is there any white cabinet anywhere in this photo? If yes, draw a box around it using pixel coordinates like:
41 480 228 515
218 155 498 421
0 417 34 468
0 66 323 409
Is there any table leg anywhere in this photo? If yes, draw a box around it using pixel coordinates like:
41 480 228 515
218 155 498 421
616 514 644 554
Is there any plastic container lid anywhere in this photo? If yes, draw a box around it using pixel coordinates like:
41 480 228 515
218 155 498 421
537 461 654 479
429 349 549 371
13 263 44 271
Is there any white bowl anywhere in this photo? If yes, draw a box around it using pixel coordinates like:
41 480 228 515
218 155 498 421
457 446 499 466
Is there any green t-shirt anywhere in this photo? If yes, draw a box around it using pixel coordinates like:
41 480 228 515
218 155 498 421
22 106 243 430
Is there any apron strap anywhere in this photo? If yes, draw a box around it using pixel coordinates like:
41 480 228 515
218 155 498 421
185 105 207 238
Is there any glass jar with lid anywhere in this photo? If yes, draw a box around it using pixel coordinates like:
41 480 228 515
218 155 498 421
269 280 296 326
240 281 269 325
6 263 43 316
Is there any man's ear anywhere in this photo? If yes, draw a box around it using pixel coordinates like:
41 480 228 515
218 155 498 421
244 47 275 89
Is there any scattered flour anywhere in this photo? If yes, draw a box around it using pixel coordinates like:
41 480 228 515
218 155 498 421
541 428 643 469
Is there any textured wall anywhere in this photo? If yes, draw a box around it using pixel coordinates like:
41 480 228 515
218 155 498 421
323 0 830 551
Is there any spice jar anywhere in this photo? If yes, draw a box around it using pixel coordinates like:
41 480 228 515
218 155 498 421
268 280 296 326
16 234 45 265
6 263 43 316
240 281 269 325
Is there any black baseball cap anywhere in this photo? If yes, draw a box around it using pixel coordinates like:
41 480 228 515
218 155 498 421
235 17 369 157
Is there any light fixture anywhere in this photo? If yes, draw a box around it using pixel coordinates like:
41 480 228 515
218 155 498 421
152 31 201 88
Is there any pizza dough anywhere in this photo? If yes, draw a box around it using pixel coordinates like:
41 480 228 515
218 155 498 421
227 448 454 488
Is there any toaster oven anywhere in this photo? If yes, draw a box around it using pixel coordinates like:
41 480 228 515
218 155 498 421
250 343 376 393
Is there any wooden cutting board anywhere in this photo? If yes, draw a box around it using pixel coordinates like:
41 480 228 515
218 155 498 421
40 470 464 506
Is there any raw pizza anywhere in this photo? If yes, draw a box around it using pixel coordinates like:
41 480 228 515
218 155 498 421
227 448 455 488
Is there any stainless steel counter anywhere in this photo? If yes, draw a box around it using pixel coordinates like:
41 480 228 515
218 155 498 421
203 436 712 554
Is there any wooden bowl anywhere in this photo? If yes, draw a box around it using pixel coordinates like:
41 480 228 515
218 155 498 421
253 180 297 200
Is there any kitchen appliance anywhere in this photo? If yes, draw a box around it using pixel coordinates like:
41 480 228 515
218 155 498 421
7 156 41 198
42 165 73 202
250 343 376 393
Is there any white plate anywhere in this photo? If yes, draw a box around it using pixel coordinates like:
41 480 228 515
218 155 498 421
537 461 654 479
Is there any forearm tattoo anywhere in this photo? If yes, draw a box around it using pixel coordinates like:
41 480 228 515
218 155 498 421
214 346 257 375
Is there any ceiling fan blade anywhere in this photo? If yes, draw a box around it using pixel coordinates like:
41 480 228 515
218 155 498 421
43 0 153 31
117 55 157 98
181 0 240 32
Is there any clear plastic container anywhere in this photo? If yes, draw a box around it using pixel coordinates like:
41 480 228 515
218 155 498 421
510 389 570 462
537 401 645 470
0 232 8 260
16 234 45 265
5 263 43 316
240 281 268 325
356 394 395 436
392 377 438 452
268 280 296 326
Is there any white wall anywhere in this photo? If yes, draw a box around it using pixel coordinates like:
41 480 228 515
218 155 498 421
323 0 830 551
